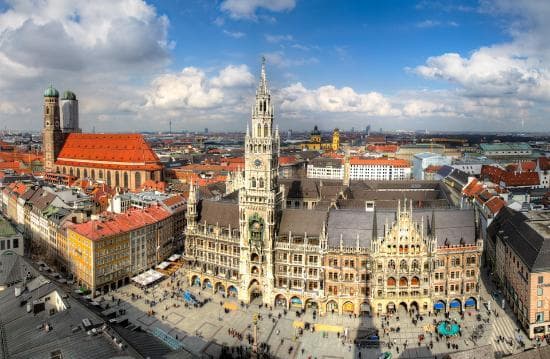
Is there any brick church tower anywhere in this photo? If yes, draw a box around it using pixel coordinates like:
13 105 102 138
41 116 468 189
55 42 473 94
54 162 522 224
42 85 65 172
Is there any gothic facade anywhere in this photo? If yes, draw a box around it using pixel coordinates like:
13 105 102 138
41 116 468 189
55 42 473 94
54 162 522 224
184 60 483 316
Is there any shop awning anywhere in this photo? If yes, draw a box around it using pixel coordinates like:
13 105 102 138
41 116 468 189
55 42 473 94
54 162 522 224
465 298 476 307
450 300 461 308
434 302 445 310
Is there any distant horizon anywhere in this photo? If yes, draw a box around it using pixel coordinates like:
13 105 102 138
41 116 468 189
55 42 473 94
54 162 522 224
0 1 550 133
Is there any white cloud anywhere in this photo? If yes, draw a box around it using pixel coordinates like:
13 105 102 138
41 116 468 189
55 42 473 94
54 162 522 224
278 82 400 116
146 65 255 110
211 64 255 88
265 34 293 43
220 0 295 19
264 51 318 68
223 29 246 38
416 20 459 28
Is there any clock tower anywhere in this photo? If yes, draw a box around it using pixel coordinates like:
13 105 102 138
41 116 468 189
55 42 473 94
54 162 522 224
238 58 282 304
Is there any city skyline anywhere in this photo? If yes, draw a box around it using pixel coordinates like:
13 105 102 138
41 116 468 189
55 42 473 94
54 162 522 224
0 0 549 133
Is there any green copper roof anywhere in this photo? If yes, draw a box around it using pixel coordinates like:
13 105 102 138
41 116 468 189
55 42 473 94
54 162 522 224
44 85 59 98
62 90 76 100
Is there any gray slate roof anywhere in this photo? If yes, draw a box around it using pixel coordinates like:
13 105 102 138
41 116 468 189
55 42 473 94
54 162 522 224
0 277 123 358
198 199 239 229
490 208 550 272
278 209 327 236
326 208 476 248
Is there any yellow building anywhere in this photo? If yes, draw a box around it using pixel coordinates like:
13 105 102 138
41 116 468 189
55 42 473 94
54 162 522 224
300 126 340 151
67 206 174 295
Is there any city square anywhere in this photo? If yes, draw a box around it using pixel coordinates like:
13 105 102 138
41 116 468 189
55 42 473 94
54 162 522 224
82 264 542 358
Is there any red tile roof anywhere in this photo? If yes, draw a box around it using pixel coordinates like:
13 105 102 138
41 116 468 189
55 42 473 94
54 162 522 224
55 133 162 171
484 196 505 215
366 144 399 153
70 206 171 241
481 165 539 187
350 157 410 167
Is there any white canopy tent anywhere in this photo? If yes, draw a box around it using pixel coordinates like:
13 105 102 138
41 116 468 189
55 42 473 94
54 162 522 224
167 254 182 262
131 269 165 287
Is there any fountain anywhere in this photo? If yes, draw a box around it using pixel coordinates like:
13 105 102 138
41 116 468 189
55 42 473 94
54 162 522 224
437 320 460 337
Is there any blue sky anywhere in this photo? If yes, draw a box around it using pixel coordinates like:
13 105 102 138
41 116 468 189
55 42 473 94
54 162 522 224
0 0 548 132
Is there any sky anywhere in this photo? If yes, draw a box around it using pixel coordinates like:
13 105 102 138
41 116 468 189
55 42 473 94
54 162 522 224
0 0 549 133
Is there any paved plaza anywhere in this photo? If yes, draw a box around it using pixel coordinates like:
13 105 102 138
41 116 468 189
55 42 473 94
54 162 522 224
88 267 545 359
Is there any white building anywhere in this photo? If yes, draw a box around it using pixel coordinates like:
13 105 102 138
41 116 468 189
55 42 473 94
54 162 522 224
307 157 343 180
349 157 411 180
412 152 451 180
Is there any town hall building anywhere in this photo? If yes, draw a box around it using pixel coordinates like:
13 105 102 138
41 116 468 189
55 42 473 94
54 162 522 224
184 60 483 316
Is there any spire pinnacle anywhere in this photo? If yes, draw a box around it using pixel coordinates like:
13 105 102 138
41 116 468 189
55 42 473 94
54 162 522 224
257 56 269 95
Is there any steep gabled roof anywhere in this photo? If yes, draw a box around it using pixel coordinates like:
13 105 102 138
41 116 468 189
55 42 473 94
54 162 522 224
56 133 162 171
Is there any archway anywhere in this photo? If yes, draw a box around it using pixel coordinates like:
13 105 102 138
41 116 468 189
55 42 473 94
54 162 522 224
327 300 338 314
360 302 370 315
465 297 477 309
449 299 461 311
191 275 200 287
411 276 420 286
203 278 212 290
399 277 408 287
434 300 446 313
274 294 287 308
387 277 396 287
410 301 419 313
386 302 396 314
343 301 354 314
305 299 318 311
215 282 225 294
290 296 302 309
227 285 238 297
251 253 260 262
248 279 262 302
399 302 408 312
251 266 260 275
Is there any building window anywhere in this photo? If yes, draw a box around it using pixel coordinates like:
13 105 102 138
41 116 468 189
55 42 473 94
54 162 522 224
538 276 544 284
135 172 141 188
538 288 543 296
536 312 544 323
124 172 129 188
13 238 18 249
538 300 543 308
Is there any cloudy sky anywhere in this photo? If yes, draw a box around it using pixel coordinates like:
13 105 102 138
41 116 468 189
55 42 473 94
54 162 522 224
0 0 549 133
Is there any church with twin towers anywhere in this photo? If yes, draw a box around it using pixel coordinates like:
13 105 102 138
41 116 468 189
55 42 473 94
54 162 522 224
185 59 483 316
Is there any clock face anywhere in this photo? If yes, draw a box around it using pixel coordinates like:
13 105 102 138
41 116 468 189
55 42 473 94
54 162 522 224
254 159 262 167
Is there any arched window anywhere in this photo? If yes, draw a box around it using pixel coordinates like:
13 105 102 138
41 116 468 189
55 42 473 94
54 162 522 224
91 169 95 178
264 124 268 137
258 177 264 188
388 260 395 270
387 277 396 287
69 168 73 176
399 277 408 287
257 124 261 137
411 260 419 271
83 169 87 178
124 172 129 188
115 171 120 187
107 171 111 186
76 168 81 178
135 172 141 188
251 177 256 187
62 167 66 174
99 170 103 179
400 260 408 271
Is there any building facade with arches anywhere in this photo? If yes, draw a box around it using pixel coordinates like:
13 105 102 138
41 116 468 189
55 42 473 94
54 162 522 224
184 60 483 317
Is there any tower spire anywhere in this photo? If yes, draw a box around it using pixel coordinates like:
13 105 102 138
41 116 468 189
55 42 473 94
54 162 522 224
258 56 269 95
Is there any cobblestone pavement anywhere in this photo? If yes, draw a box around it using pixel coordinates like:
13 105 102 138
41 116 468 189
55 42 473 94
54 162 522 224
93 267 546 358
